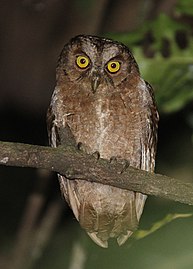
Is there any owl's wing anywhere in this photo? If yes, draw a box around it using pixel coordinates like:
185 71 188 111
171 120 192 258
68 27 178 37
47 105 77 147
143 81 159 172
117 82 159 246
47 105 80 209
135 81 159 221
47 106 60 147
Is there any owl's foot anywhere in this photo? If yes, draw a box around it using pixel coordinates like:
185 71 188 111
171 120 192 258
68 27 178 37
77 142 100 160
109 156 130 174
92 151 100 160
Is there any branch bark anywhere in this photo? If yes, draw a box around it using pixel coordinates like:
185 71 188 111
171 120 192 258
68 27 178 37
0 140 193 205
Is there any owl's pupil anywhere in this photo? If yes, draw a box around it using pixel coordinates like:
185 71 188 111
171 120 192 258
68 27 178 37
111 63 116 68
80 58 86 64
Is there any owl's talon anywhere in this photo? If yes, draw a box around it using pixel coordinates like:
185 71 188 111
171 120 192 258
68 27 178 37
77 142 83 150
92 151 100 160
109 156 130 174
120 159 130 174
77 143 100 160
77 142 86 152
109 156 117 164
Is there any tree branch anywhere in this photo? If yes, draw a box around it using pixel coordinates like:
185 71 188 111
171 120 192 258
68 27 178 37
0 140 193 205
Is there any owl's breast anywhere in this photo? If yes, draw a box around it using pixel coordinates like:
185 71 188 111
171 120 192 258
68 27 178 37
65 91 143 166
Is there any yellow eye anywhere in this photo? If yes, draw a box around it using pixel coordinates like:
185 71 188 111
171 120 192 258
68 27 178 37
107 61 121 73
76 55 90 69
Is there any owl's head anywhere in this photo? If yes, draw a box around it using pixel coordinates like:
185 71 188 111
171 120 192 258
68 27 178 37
57 35 139 93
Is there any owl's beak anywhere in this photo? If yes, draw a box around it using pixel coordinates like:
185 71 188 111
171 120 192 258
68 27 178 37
91 73 101 93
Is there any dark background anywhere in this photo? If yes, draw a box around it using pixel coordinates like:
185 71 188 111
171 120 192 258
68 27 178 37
0 1 193 269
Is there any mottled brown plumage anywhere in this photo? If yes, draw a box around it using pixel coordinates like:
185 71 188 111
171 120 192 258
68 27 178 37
47 35 159 248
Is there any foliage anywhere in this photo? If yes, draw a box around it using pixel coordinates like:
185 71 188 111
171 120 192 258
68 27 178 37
175 0 193 16
108 11 193 114
134 213 192 240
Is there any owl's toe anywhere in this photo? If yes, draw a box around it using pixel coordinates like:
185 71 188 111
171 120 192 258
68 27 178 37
109 156 130 174
92 151 100 160
78 142 100 160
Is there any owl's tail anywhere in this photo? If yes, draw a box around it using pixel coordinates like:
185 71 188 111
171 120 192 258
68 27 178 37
83 192 147 248
62 178 146 248
88 226 134 248
78 190 139 248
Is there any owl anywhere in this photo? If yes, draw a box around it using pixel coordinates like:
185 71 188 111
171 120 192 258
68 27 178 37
47 35 159 248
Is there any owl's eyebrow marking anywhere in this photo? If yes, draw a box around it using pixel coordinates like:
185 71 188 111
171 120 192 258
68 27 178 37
73 48 88 56
104 54 124 62
108 54 124 62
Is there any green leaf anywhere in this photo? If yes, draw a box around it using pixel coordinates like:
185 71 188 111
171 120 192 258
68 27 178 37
176 0 193 16
107 13 193 114
134 213 193 240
